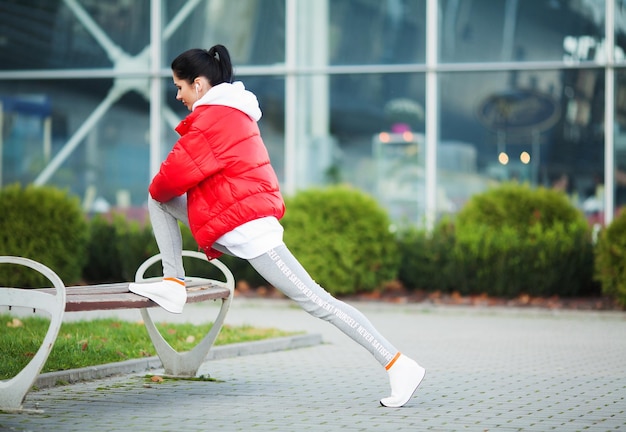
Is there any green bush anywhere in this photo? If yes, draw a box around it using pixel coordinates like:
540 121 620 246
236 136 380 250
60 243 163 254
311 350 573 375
594 210 626 307
397 220 457 292
397 183 596 298
457 182 583 230
453 220 595 297
453 182 596 297
84 213 159 283
113 214 160 281
83 214 123 283
0 184 88 287
281 185 399 295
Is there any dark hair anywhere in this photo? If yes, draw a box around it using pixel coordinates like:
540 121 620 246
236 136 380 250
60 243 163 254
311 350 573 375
171 44 233 86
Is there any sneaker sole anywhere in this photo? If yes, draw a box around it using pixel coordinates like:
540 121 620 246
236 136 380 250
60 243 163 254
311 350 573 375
129 285 185 314
379 367 426 408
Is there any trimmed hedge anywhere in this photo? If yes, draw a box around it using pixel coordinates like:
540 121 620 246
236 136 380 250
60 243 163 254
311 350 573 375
83 214 121 283
398 183 598 298
0 184 88 287
456 182 584 230
453 220 595 297
281 185 400 295
83 213 159 283
594 209 626 307
455 183 596 297
397 220 457 293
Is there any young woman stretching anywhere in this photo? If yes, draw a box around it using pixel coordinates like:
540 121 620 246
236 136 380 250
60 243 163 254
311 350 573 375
129 44 425 408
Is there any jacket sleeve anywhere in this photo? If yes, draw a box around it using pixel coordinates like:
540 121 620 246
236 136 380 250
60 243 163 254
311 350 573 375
149 129 222 202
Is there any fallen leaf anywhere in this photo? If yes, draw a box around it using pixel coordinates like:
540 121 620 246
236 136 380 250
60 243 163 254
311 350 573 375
236 280 251 292
6 318 23 328
186 335 196 343
151 375 164 383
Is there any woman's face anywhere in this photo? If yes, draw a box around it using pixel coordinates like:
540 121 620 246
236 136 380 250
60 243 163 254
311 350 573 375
172 74 209 111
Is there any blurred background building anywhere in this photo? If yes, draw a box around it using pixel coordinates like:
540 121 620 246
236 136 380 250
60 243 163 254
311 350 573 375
0 0 624 227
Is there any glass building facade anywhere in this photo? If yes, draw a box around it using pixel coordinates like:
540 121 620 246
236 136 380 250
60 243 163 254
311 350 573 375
0 0 624 228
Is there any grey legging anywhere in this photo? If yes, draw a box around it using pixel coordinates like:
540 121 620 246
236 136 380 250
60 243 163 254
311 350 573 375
148 195 399 366
248 245 399 366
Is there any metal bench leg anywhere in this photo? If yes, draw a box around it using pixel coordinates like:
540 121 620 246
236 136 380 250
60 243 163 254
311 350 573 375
135 251 234 377
0 257 66 412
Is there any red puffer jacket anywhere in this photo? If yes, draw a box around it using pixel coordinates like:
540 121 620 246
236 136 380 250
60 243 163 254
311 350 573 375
149 104 285 259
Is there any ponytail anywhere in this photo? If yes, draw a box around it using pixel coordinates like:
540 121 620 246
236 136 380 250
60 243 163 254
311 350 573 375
171 44 234 86
206 44 233 85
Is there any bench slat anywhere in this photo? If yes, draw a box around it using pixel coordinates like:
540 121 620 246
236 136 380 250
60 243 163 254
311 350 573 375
38 283 133 296
33 283 231 312
36 279 222 295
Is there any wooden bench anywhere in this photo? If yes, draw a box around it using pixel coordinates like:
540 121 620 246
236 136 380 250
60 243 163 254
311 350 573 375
0 250 234 412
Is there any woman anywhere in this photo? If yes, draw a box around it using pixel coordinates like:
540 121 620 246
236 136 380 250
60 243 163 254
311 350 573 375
129 44 425 408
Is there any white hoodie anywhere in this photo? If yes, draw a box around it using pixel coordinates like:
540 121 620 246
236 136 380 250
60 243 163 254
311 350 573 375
192 81 262 121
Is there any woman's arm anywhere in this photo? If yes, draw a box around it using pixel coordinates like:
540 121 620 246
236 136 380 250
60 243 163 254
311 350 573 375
149 130 220 202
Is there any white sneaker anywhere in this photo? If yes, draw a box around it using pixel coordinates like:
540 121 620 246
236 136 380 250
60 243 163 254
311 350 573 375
129 277 187 314
380 354 426 408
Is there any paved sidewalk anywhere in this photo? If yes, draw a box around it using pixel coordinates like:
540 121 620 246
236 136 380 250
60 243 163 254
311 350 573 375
1 298 625 431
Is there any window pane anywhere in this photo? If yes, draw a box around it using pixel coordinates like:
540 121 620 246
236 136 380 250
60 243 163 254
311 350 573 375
0 0 286 71
0 79 151 210
0 0 150 70
165 0 285 67
245 76 286 183
615 0 626 63
325 73 426 221
438 69 604 221
615 70 626 214
329 0 426 65
440 0 606 63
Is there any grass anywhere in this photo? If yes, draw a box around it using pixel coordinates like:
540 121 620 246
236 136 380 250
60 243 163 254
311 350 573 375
0 314 297 380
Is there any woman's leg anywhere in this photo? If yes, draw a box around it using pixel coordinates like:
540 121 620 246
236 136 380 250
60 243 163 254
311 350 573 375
147 195 189 278
249 244 396 366
248 244 425 407
128 195 189 313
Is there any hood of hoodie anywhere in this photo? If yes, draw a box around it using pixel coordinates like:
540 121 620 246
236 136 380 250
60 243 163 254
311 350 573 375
192 81 262 121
